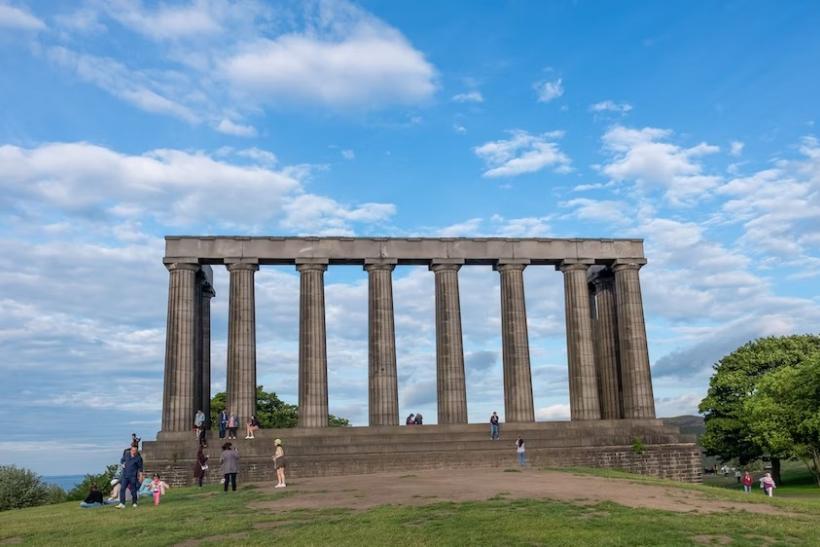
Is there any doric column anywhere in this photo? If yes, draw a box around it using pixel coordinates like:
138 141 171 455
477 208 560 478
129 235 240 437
193 277 204 416
613 259 656 419
161 261 199 432
591 270 622 419
365 259 399 426
226 260 258 426
494 259 534 423
297 259 329 428
200 272 215 426
559 260 601 420
430 259 468 424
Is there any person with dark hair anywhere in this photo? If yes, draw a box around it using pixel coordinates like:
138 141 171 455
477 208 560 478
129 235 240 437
227 412 239 440
245 415 260 439
193 445 209 487
490 411 500 440
414 413 423 425
80 484 104 508
218 408 229 439
515 437 526 467
405 413 415 425
220 442 239 492
117 445 143 508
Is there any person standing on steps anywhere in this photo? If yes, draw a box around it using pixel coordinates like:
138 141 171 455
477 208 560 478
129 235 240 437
220 442 239 492
117 445 143 508
414 413 423 425
490 412 500 440
515 437 526 467
193 445 209 487
194 409 206 439
227 412 239 440
218 408 229 439
273 438 287 488
741 471 753 493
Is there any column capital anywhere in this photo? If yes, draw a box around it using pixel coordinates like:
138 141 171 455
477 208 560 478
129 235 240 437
557 259 594 273
164 261 200 272
296 258 328 273
429 258 464 273
364 258 397 272
493 258 530 272
613 258 647 272
226 261 259 272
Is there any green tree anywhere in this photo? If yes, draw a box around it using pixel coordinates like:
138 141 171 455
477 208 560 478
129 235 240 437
698 334 820 484
0 465 52 511
210 386 349 429
745 356 820 486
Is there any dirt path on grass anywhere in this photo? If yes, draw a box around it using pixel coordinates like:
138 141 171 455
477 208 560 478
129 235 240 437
250 469 787 515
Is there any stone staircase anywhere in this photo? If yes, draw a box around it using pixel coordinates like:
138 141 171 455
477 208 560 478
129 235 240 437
142 419 701 486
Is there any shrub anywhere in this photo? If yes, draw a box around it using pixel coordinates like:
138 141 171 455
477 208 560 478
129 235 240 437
0 465 52 511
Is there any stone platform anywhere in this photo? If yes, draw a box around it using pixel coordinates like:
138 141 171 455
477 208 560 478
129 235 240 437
142 419 702 486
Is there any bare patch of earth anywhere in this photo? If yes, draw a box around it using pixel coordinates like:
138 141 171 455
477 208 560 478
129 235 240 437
692 535 733 545
249 469 789 515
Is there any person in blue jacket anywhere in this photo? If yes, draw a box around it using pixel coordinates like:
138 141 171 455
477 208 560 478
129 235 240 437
117 445 144 508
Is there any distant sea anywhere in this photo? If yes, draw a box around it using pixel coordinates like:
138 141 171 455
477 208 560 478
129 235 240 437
43 475 86 491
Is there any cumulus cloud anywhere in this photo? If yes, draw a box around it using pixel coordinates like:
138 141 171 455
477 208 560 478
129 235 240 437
0 2 45 30
474 130 571 177
452 91 484 103
589 100 632 114
534 78 563 103
216 118 257 137
601 125 721 205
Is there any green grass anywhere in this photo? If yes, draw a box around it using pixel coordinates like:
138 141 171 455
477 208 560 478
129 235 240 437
1 471 819 546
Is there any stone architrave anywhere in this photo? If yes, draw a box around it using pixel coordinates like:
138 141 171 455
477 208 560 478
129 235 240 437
430 259 468 424
161 261 199 432
297 259 329 428
494 259 535 423
613 259 656 419
226 260 258 425
559 260 601 420
591 271 622 419
365 259 400 426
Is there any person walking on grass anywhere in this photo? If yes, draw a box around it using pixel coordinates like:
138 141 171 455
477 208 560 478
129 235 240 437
117 445 143 508
150 474 170 506
742 471 753 493
194 445 209 487
761 472 776 497
490 411 500 440
220 442 239 492
273 438 287 488
515 437 526 467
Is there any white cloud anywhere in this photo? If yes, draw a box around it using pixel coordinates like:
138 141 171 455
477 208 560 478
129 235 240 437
101 0 225 41
474 130 571 177
561 198 629 224
0 2 45 30
437 218 483 236
453 123 467 134
534 77 563 103
536 404 570 420
216 118 257 137
341 149 355 160
452 91 484 103
589 100 632 114
601 125 721 205
729 140 744 156
280 194 395 235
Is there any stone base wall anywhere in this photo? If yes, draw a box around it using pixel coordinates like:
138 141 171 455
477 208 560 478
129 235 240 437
143 420 702 486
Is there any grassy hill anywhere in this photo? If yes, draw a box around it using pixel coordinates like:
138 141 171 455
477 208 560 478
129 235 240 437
1 467 818 546
662 415 706 437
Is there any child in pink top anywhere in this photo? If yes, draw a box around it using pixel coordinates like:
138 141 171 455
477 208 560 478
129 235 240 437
150 474 170 506
760 472 776 497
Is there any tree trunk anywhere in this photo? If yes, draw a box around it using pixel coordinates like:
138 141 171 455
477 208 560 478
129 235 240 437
771 457 781 486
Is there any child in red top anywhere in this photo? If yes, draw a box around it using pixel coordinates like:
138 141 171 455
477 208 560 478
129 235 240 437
741 471 753 493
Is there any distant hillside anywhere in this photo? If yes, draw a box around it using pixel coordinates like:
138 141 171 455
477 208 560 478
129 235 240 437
662 415 705 437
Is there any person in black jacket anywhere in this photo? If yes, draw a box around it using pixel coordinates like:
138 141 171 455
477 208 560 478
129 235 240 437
80 484 104 508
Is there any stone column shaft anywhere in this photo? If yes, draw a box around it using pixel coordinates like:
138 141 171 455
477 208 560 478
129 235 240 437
161 262 199 432
431 261 468 424
200 284 215 425
496 261 535 423
614 261 656 419
366 261 399 426
226 262 258 425
592 273 622 419
193 278 204 416
560 262 601 420
298 261 329 428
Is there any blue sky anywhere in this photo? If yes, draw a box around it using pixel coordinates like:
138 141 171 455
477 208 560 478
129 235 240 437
1 0 819 475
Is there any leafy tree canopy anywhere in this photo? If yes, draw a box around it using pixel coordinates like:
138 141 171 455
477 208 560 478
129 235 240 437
745 355 820 485
210 386 350 429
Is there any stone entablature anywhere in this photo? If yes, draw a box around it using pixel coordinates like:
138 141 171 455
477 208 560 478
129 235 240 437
159 236 655 435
